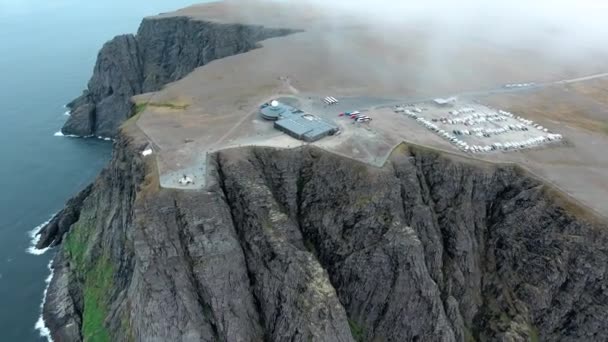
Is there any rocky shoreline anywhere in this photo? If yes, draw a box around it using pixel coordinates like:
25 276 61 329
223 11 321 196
36 8 608 342
37 122 608 341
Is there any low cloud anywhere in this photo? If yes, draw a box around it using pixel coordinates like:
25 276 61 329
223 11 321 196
260 0 608 92
302 0 606 50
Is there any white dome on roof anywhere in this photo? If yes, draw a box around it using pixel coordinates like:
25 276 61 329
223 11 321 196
271 100 279 107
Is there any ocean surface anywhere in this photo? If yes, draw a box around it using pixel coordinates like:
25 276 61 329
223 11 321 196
0 1 199 340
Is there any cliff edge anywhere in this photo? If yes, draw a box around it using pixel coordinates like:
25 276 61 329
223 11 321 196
62 16 295 137
38 127 608 341
43 2 608 341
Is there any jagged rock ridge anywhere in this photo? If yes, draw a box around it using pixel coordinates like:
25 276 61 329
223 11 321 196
62 16 297 137
38 136 608 342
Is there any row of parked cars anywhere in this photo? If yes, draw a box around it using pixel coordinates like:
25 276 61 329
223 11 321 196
455 133 563 154
452 124 530 138
414 113 564 154
500 110 551 133
338 111 372 122
485 134 564 152
448 107 475 116
438 112 509 126
394 105 425 115
396 103 564 154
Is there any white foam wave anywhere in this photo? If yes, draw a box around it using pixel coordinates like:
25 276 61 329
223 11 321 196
63 110 71 116
35 260 54 342
27 245 50 256
53 131 80 138
26 216 55 255
54 131 113 141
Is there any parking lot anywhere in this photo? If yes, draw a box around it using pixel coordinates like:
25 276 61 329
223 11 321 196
394 101 564 153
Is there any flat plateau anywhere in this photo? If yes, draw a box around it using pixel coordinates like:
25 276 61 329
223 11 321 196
133 0 608 217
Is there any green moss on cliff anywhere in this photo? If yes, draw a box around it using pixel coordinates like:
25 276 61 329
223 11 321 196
464 327 477 342
64 210 96 273
348 319 365 342
528 324 540 342
121 102 147 130
63 207 115 342
82 255 114 342
148 102 189 110
134 103 148 115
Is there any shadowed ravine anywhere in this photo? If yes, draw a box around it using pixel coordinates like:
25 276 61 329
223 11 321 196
37 129 608 341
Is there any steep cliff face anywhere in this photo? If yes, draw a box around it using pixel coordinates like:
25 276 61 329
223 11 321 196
41 131 147 342
38 139 608 342
62 17 296 137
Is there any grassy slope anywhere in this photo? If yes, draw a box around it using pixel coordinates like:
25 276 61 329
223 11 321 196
64 207 114 342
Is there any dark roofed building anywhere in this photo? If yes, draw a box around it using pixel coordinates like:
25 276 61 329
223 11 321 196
260 100 301 120
274 113 338 142
261 103 286 120
260 100 338 142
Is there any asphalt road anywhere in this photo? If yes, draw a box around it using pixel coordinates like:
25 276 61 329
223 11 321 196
377 71 608 109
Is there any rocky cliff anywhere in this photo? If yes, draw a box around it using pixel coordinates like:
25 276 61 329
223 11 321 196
37 130 608 341
62 17 296 137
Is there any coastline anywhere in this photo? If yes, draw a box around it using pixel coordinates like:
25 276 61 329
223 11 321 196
28 1 608 340
27 218 56 341
35 260 54 342
0 0 197 340
27 216 56 256
54 131 114 142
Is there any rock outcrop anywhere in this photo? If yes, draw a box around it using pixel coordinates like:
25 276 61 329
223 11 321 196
38 135 608 342
62 17 296 137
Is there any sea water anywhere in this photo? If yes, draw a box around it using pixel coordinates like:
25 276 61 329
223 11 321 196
0 0 200 340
